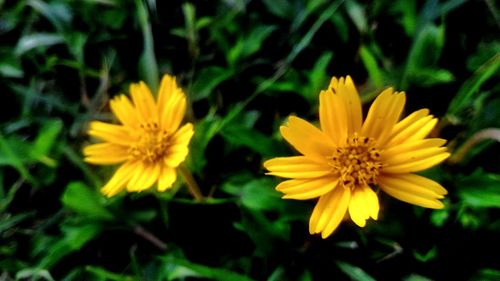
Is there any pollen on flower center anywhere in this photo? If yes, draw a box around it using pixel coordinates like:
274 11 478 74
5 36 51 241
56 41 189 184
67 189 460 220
128 121 171 163
328 134 382 189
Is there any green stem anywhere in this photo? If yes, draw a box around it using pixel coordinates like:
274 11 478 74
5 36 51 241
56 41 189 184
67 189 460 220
448 128 500 164
179 164 204 202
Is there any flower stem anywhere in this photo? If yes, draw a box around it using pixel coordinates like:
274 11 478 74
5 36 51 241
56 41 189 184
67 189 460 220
179 164 204 202
133 225 167 250
448 128 500 164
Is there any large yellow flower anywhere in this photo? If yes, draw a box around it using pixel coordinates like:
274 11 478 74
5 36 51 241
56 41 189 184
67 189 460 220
84 74 194 197
264 76 449 238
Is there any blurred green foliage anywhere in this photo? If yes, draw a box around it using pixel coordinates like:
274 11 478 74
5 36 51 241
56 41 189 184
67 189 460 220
0 0 499 280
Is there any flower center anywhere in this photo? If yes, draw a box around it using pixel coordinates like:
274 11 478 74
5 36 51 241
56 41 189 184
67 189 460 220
128 121 171 163
328 134 382 189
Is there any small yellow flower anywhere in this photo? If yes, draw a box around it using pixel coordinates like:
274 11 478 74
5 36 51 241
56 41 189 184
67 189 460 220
264 76 449 238
84 74 194 197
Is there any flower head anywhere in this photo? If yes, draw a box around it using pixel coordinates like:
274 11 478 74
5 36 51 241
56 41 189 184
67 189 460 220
264 76 449 238
84 74 194 197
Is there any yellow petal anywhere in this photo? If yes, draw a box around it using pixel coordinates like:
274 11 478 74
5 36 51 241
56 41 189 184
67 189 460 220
348 184 379 227
319 89 348 145
361 89 406 145
321 188 351 238
386 114 437 148
171 123 194 146
330 76 363 134
158 165 177 191
382 138 447 160
101 161 139 197
391 108 429 138
88 121 133 146
83 143 129 164
157 75 187 132
130 82 158 124
309 187 351 238
164 123 194 167
348 191 368 227
280 116 334 160
382 152 450 173
407 118 438 142
383 147 448 166
264 156 332 178
127 162 160 192
379 173 447 197
365 185 379 220
379 186 444 209
109 95 139 128
277 177 339 200
378 174 446 209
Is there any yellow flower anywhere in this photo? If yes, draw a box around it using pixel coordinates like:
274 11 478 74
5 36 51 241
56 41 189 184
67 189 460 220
264 76 449 238
84 74 194 197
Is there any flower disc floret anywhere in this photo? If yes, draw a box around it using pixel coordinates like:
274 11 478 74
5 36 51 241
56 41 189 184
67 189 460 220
129 121 171 163
329 134 382 189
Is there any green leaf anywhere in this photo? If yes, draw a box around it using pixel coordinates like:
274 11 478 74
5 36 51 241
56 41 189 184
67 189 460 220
336 261 376 281
195 16 212 30
287 0 343 64
467 41 500 72
267 267 312 281
99 8 128 29
191 66 234 101
413 246 438 262
240 181 282 212
221 123 278 156
457 169 500 208
235 209 291 255
222 177 283 212
0 134 35 184
345 0 367 33
30 119 63 167
359 45 384 88
85 266 135 281
0 58 23 78
64 32 87 65
408 68 455 86
163 256 255 281
447 53 500 120
305 52 333 100
401 23 446 88
27 0 72 32
440 0 467 16
61 182 114 220
16 268 55 281
0 171 25 213
330 13 349 42
61 143 103 189
470 98 500 132
0 212 35 233
228 25 276 66
471 268 500 281
267 266 286 281
430 207 449 227
261 0 292 19
15 33 65 55
136 0 158 92
185 114 223 173
38 224 102 269
392 0 417 36
457 207 484 229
